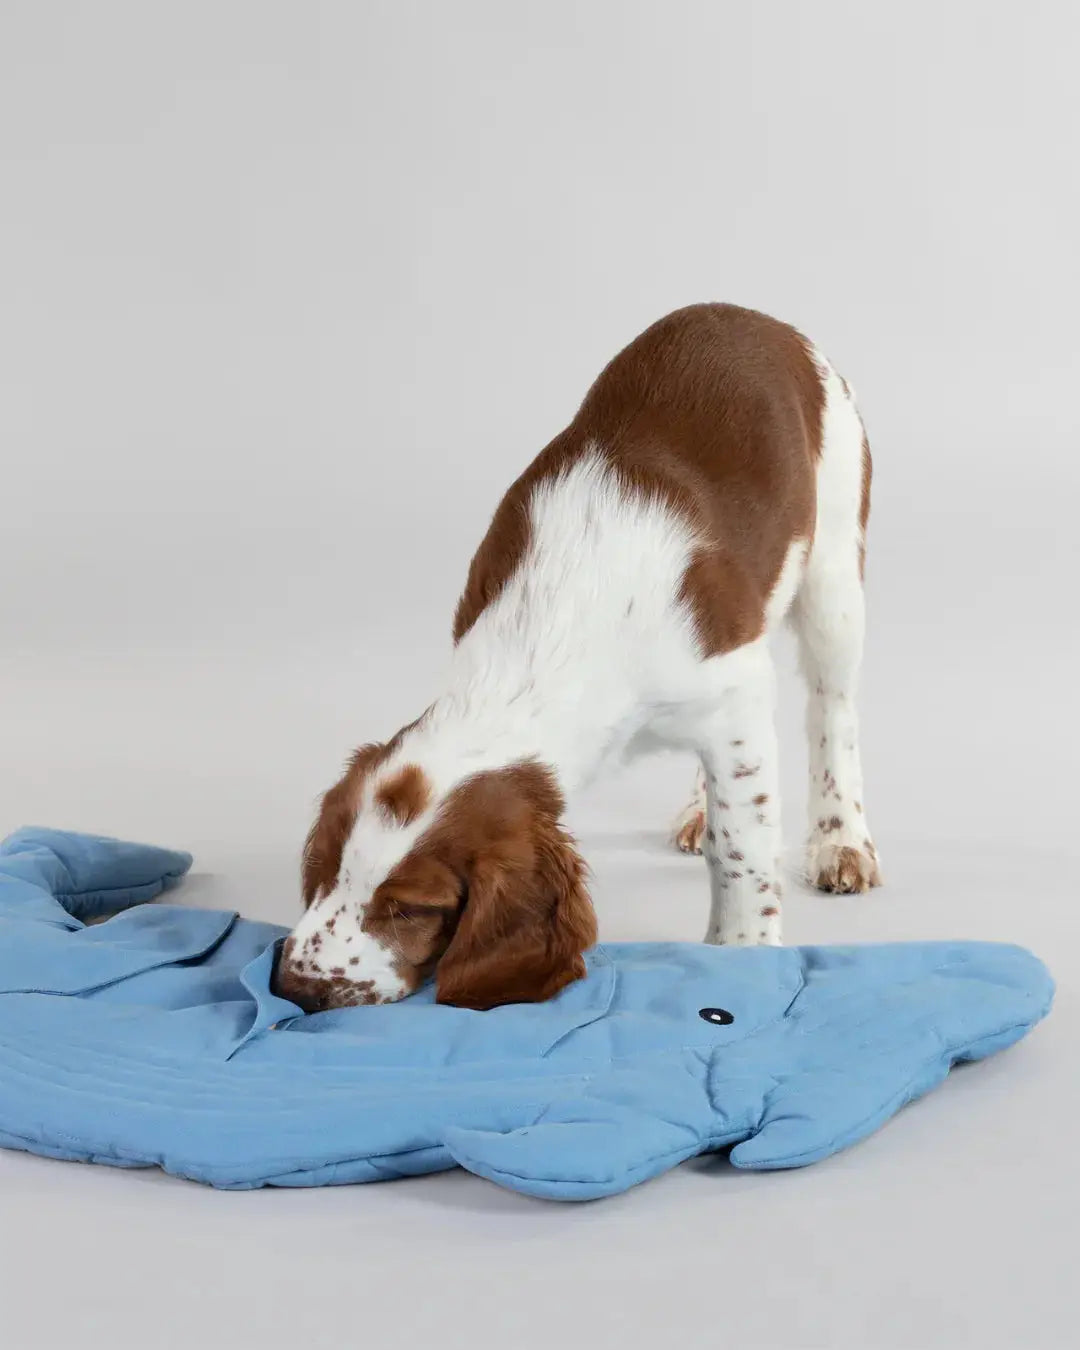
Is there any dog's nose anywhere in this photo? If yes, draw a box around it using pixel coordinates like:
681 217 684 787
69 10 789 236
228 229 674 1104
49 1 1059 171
272 958 330 1012
271 947 379 1013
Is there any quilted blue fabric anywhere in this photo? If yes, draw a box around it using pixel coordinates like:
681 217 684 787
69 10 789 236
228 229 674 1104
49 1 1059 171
0 828 1054 1199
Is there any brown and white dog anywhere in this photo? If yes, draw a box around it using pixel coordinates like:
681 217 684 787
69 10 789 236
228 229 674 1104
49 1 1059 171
273 304 881 1013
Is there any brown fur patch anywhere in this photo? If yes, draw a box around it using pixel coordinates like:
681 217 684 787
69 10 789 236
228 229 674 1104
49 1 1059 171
858 428 873 578
341 762 596 1010
453 304 824 657
675 810 706 854
415 762 597 1010
375 763 432 827
453 497 533 643
813 844 881 894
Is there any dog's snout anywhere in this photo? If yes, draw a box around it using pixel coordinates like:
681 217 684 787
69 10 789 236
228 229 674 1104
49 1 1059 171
272 944 381 1013
271 958 322 1012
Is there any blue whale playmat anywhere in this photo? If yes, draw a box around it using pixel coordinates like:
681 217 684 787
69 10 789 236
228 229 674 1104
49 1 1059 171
0 828 1054 1200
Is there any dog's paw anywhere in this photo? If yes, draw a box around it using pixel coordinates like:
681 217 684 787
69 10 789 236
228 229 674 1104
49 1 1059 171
808 840 881 894
672 808 705 855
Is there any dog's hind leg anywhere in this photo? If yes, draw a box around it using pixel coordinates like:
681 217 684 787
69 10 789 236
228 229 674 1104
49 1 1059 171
791 360 881 893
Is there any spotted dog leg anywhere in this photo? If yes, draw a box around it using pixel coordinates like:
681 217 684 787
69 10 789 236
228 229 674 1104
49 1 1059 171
792 368 881 893
671 763 707 854
800 667 880 893
699 661 784 947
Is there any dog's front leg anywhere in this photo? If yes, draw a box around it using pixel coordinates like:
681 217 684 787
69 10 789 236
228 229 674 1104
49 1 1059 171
698 657 784 947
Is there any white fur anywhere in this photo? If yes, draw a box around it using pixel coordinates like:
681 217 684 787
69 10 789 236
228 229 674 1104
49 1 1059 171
406 453 712 790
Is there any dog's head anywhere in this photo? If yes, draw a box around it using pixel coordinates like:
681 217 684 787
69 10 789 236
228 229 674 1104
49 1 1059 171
272 749 595 1012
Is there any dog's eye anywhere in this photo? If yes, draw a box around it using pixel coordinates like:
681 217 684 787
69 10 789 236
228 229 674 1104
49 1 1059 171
699 1007 734 1025
391 904 443 923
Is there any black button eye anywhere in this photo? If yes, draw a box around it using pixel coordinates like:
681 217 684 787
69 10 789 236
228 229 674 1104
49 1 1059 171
699 1007 734 1025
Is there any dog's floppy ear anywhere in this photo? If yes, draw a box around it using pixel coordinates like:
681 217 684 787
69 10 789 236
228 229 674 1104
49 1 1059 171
435 815 596 1011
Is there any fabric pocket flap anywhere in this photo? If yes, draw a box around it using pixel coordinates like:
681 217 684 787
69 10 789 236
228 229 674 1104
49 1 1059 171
0 904 237 995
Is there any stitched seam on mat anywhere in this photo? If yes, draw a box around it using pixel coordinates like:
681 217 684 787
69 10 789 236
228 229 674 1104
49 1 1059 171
0 1040 599 1111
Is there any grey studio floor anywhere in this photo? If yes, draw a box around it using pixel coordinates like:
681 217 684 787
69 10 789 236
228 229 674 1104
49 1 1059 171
2 495 1077 1350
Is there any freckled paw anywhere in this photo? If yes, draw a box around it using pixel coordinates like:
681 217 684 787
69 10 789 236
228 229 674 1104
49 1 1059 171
672 809 705 855
809 842 882 894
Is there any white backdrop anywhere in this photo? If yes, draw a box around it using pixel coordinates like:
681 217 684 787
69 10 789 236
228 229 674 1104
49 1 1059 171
1 5 1077 1349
